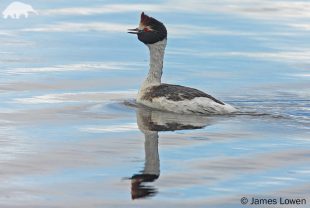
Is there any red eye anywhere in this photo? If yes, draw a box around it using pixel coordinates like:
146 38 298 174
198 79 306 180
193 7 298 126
144 28 150 32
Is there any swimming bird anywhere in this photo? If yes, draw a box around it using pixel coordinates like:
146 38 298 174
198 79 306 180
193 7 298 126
128 12 237 114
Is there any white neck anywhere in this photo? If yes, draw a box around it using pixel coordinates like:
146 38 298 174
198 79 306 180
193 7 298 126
140 39 167 90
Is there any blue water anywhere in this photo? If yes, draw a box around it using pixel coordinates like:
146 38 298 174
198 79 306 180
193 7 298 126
0 1 309 207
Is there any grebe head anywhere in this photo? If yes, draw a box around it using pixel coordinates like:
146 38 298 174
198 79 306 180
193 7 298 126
128 12 167 44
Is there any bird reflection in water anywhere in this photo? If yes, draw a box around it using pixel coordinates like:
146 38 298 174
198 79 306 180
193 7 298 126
130 106 212 199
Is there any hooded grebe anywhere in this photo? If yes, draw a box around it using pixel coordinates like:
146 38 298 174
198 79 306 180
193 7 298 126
128 12 237 114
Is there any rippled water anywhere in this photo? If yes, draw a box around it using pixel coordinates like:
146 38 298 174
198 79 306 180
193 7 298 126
0 0 309 207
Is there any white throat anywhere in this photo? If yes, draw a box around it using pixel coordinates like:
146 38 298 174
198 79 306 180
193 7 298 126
140 39 167 90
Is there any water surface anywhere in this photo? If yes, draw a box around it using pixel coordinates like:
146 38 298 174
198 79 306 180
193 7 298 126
0 0 309 207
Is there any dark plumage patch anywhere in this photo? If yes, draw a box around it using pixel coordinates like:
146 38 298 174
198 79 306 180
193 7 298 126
142 84 225 105
148 122 204 132
131 174 159 182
